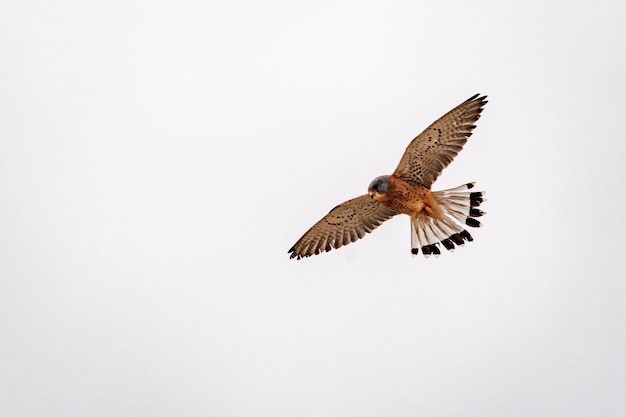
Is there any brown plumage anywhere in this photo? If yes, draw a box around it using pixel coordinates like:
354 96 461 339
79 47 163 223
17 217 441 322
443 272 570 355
289 94 488 259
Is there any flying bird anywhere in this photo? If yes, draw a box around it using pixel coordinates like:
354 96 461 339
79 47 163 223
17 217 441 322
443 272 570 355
288 94 487 259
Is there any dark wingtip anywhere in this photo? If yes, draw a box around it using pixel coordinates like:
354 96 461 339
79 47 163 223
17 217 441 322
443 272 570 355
441 238 455 251
465 94 488 109
288 246 303 260
466 93 488 102
470 192 484 207
450 233 465 246
466 218 481 228
460 230 474 242
469 208 485 218
411 248 419 255
420 244 441 257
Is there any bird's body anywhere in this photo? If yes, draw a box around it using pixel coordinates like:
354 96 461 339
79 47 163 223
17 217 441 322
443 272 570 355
289 94 488 259
371 176 440 219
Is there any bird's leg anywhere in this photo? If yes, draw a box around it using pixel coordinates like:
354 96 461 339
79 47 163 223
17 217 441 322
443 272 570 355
421 205 434 217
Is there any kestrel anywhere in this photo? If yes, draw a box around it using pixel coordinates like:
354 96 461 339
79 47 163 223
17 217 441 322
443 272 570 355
288 94 487 259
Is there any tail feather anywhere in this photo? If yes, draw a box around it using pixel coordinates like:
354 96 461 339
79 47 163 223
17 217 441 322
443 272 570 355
410 182 486 257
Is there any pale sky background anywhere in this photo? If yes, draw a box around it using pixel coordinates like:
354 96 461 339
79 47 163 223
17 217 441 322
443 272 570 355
1 0 625 416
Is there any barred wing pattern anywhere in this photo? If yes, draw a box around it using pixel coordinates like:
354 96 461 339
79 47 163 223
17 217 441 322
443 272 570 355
393 94 487 188
289 195 398 259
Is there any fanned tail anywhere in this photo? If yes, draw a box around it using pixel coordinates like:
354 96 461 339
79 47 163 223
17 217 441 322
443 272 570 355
410 182 486 258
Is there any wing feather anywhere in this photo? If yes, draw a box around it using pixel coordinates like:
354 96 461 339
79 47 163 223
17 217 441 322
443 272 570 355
288 195 398 259
393 94 488 187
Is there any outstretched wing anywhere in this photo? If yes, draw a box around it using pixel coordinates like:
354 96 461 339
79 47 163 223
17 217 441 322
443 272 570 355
288 195 398 259
393 94 487 188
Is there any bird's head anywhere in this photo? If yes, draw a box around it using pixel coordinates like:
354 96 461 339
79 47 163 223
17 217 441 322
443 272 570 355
368 175 390 200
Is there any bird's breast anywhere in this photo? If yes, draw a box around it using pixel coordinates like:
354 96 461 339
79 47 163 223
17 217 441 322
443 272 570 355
380 177 442 219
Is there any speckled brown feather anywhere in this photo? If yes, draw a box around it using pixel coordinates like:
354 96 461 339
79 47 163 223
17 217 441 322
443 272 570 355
288 195 398 259
393 94 487 188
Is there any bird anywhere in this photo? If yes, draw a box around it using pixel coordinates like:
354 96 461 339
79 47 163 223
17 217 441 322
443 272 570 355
288 94 487 260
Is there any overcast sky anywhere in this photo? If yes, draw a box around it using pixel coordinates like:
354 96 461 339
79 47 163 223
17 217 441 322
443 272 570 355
1 0 625 416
